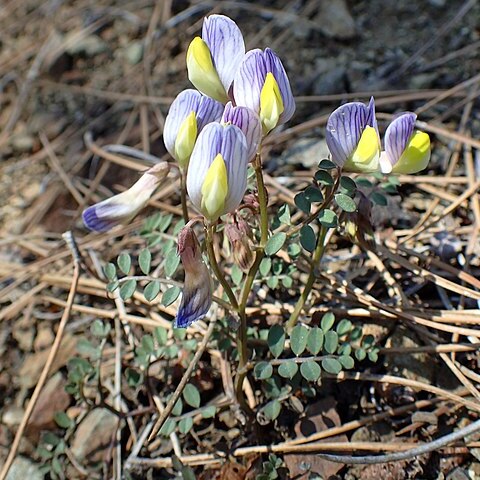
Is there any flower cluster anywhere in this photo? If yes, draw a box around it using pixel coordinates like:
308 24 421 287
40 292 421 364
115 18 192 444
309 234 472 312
169 14 294 222
326 98 431 174
81 14 432 331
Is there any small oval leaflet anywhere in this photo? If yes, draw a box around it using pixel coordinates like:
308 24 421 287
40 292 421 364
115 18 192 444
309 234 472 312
321 357 342 374
335 193 357 213
144 281 160 302
294 192 311 213
268 325 285 358
300 361 321 382
300 225 316 252
103 263 117 281
321 312 335 331
117 252 132 275
119 279 137 300
259 399 281 423
324 330 339 354
178 416 194 434
159 418 176 437
139 248 152 275
183 383 201 408
290 325 309 356
161 286 181 307
318 209 338 228
265 232 286 256
254 361 274 380
278 361 299 379
307 327 324 355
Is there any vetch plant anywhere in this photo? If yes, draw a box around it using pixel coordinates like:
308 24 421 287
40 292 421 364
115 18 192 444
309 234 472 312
81 13 431 433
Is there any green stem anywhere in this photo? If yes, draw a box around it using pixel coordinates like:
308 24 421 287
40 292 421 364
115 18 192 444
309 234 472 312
205 225 238 312
180 168 189 224
286 225 329 333
232 154 269 414
253 154 269 247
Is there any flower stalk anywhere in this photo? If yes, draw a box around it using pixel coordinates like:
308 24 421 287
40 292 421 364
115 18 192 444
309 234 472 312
286 224 329 332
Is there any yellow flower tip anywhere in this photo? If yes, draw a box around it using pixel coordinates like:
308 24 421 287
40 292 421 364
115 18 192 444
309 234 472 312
260 72 284 134
186 37 228 103
347 126 380 173
201 153 229 220
393 131 431 174
175 111 197 169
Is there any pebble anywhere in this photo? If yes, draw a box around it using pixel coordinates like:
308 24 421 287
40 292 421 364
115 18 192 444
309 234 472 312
71 408 118 463
315 0 356 40
6 457 43 480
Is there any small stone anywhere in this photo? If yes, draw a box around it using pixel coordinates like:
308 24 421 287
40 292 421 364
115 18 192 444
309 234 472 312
12 327 34 352
19 334 77 388
125 41 143 65
67 35 108 56
446 467 470 480
33 327 54 351
71 408 118 463
2 406 25 426
315 0 356 40
10 134 34 153
6 457 43 480
409 73 437 90
278 138 330 168
27 372 71 438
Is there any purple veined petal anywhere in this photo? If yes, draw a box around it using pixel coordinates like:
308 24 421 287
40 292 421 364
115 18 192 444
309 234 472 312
187 122 224 212
186 122 248 218
175 226 212 328
220 124 249 213
233 49 267 114
82 199 136 232
164 89 223 161
82 163 168 232
222 102 261 161
264 48 295 125
234 49 295 129
196 95 224 131
202 14 245 94
384 112 417 167
325 101 371 167
365 96 378 133
164 89 202 158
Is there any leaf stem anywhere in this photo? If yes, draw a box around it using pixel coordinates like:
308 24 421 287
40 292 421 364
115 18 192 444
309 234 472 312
179 168 189 224
286 225 329 332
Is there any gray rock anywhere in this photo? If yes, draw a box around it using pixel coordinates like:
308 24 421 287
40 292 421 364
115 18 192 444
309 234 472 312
315 0 356 40
71 408 118 463
6 457 43 480
67 35 107 56
278 138 330 168
125 41 143 65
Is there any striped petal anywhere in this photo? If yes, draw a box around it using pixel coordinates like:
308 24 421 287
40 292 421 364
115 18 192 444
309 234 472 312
233 48 295 131
202 14 245 95
381 112 430 174
175 226 212 328
326 98 379 169
82 163 169 232
186 122 248 221
164 89 223 167
222 102 261 161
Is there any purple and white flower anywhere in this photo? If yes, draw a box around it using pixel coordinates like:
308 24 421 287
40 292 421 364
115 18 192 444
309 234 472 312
233 48 295 134
82 162 169 232
164 89 223 168
325 97 381 173
221 102 261 161
187 15 245 103
175 225 212 328
186 122 248 222
380 112 431 174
